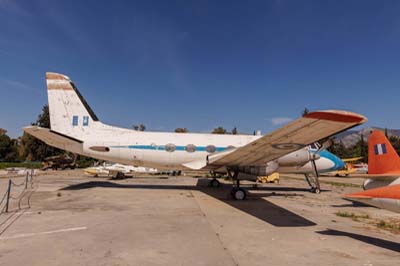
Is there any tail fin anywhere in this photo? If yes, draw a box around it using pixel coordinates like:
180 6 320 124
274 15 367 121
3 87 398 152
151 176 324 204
46 72 100 140
368 130 400 174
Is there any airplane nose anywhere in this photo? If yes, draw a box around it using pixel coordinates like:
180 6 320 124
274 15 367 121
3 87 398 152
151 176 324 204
337 158 345 170
320 150 345 171
331 153 345 170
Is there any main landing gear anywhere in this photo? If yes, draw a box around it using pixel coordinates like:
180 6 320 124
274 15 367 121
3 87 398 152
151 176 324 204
228 169 247 200
304 173 321 194
208 171 221 188
209 178 221 188
208 169 247 200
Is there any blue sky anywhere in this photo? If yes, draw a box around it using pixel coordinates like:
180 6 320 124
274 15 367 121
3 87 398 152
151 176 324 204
1 0 400 138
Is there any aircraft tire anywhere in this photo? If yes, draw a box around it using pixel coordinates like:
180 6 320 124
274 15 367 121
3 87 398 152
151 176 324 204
209 179 220 188
232 188 247 200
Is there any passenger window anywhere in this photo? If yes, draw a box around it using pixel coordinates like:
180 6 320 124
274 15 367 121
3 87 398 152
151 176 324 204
185 144 196 153
206 145 216 153
165 143 176 152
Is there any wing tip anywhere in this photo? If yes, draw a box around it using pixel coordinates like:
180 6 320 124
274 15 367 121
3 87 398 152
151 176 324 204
304 110 367 124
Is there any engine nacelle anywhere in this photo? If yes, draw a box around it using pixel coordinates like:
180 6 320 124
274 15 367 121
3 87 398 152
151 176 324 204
277 148 314 167
239 160 279 176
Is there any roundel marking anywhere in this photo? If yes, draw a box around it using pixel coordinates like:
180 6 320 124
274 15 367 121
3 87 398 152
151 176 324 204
272 143 304 150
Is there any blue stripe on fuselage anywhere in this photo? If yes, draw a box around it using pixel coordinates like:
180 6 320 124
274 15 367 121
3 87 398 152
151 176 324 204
110 145 227 152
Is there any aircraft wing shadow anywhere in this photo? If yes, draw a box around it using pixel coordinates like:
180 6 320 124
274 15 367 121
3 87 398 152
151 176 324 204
317 229 400 253
61 178 316 227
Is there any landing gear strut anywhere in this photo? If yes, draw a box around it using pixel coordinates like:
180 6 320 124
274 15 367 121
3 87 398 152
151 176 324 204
228 169 247 200
304 168 321 194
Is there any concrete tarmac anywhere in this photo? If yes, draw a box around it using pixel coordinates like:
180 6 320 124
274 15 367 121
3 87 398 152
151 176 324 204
0 170 399 266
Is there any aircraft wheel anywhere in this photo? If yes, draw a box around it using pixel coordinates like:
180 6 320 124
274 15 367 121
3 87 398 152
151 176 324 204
311 187 321 194
116 172 125 179
232 188 247 200
209 179 220 188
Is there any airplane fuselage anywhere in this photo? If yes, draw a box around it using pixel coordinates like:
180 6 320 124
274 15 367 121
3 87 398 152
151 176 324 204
61 122 343 175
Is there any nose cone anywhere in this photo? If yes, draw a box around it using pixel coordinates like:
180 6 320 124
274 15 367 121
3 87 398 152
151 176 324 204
320 150 345 171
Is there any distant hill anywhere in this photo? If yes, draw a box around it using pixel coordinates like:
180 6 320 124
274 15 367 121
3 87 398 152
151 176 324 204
334 127 400 147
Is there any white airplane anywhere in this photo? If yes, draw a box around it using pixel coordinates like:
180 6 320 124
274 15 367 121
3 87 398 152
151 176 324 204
24 73 367 200
84 162 158 178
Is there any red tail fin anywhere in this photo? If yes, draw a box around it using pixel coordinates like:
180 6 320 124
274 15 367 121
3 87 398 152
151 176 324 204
368 130 400 174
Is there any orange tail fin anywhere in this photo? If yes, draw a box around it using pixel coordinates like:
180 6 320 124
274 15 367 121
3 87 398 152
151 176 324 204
368 130 400 174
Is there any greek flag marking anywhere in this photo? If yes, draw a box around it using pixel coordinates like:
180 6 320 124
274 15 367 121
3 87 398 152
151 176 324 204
374 143 387 155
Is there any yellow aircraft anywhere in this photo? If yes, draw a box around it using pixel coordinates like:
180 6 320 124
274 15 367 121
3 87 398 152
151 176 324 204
334 157 365 177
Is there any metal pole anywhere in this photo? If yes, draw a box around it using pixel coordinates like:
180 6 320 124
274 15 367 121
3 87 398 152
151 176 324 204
25 172 28 189
5 179 11 213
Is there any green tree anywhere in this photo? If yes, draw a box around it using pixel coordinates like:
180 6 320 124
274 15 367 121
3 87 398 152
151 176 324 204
175 128 188 133
132 124 146 131
0 129 19 161
212 127 227 134
328 140 348 159
231 127 238 135
19 105 62 161
388 135 400 156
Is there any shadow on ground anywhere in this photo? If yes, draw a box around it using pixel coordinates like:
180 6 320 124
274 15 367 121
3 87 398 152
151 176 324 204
317 229 400 253
331 199 375 208
61 178 316 227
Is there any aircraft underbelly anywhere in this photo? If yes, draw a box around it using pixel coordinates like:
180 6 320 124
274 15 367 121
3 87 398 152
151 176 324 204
356 198 400 213
139 150 207 168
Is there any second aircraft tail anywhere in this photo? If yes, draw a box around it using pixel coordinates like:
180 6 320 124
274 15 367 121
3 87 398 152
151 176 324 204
368 130 400 174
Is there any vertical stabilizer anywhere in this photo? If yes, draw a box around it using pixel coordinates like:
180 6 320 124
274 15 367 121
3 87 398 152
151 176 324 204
46 72 100 140
368 130 400 174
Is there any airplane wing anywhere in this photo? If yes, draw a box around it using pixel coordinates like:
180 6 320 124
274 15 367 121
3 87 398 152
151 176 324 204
342 157 363 162
184 110 367 170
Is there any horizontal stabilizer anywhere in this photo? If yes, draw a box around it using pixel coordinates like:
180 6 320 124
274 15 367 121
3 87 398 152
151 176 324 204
345 184 400 200
23 126 83 154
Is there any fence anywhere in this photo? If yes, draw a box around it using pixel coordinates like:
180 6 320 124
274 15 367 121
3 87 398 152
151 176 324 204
0 170 35 214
